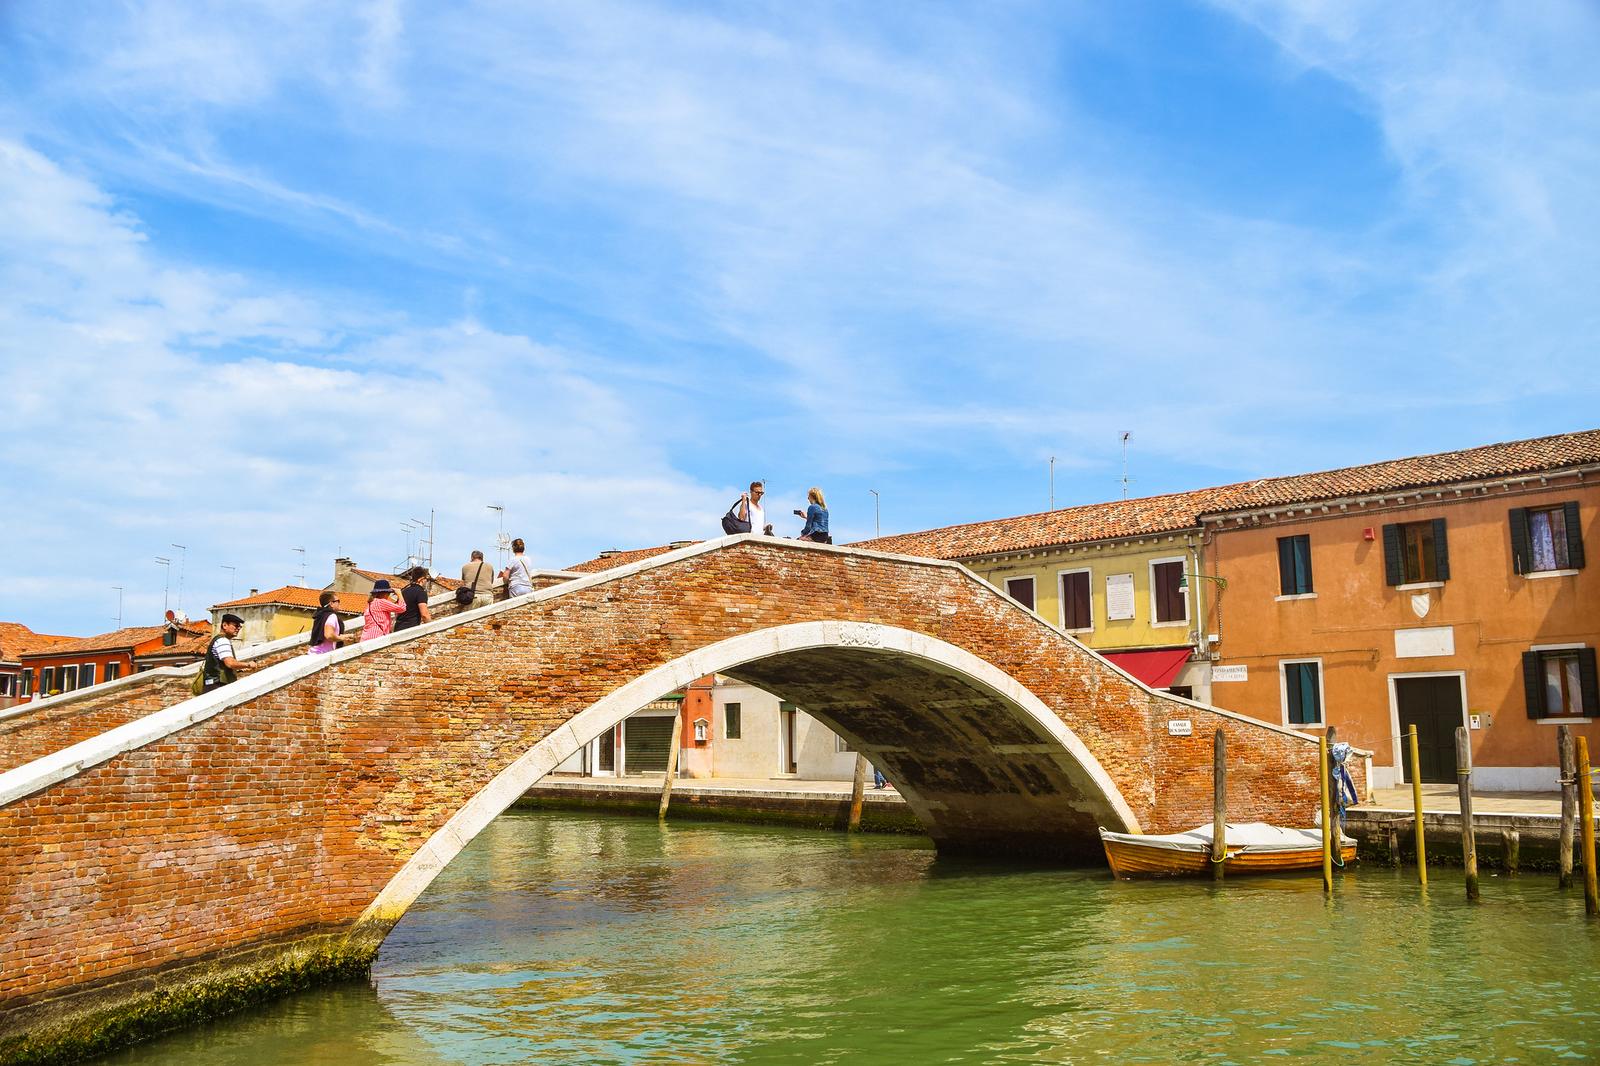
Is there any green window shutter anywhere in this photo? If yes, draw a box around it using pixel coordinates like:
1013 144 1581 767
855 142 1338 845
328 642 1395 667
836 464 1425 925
1579 648 1600 717
1564 501 1586 570
1382 524 1404 585
1508 508 1530 575
1522 652 1545 719
1278 538 1295 596
1295 536 1313 594
1431 519 1450 581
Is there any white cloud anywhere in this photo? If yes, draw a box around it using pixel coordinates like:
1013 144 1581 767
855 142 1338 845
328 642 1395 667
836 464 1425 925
0 140 729 631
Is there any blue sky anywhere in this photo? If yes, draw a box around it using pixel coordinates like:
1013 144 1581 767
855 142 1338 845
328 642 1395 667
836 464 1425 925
2 1 1598 636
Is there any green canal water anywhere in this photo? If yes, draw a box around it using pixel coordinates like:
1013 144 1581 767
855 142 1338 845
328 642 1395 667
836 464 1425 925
103 810 1599 1065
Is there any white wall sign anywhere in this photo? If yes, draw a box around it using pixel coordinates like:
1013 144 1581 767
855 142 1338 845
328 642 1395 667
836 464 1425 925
1395 626 1454 659
1211 665 1248 683
1167 719 1193 736
1106 573 1136 620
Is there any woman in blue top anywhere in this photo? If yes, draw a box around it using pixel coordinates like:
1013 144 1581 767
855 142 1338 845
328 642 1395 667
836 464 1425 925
796 487 830 543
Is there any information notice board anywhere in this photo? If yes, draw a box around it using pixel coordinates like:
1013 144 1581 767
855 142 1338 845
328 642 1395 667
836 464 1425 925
1106 573 1135 620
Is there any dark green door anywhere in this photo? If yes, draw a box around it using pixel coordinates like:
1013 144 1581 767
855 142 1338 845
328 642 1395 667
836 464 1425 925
624 715 675 774
1396 676 1462 784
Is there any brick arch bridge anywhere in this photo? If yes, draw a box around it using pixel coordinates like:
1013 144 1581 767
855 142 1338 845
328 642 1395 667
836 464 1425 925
0 537 1353 1061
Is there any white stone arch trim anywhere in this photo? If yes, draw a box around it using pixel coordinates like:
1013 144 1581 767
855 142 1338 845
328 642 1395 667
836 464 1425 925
354 620 1142 930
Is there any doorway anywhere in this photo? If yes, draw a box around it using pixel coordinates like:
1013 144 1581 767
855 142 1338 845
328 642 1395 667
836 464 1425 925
778 703 798 775
594 726 617 777
1394 675 1464 784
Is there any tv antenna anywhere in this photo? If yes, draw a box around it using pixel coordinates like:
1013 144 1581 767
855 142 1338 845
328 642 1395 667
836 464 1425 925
170 544 187 611
1049 456 1056 510
291 546 307 586
155 556 171 613
112 585 124 629
220 565 236 600
488 504 509 566
1120 432 1134 500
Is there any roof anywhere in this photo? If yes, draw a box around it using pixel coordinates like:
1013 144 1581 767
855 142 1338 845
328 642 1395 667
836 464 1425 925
0 623 77 664
20 622 212 659
347 566 463 591
133 630 213 661
851 487 1239 560
212 586 368 614
565 543 701 573
1212 428 1600 514
851 428 1600 561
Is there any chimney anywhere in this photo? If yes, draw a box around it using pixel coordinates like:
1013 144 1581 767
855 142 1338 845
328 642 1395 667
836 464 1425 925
332 557 358 593
249 588 259 596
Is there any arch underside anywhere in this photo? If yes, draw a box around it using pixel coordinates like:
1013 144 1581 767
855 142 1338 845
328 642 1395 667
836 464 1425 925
726 648 1127 861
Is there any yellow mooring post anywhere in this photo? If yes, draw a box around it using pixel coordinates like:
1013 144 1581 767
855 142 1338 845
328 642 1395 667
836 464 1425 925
1577 737 1598 917
1409 725 1427 886
658 712 684 820
1408 723 1433 877
1320 734 1333 894
1212 729 1227 880
847 753 867 833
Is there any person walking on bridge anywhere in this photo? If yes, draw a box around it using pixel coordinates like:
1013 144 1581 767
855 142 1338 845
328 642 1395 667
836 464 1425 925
361 579 406 642
197 613 252 692
501 538 536 598
460 550 494 608
394 566 432 632
307 591 347 654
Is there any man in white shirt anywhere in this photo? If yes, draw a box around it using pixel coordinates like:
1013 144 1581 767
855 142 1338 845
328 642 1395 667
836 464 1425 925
202 613 251 690
739 481 772 535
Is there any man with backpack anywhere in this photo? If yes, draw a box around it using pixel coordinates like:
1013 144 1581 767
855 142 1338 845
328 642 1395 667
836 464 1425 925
459 550 495 608
195 613 251 694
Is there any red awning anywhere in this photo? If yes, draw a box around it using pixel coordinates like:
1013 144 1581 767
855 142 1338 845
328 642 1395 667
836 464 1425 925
1103 648 1192 689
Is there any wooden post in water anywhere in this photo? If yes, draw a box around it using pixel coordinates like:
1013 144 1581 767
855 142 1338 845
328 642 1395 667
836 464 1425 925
658 712 683 820
1326 726 1340 842
847 753 868 833
1559 725 1576 889
1578 736 1599 917
1502 829 1520 875
1212 730 1227 880
1319 734 1333 894
1456 726 1479 902
1409 725 1427 886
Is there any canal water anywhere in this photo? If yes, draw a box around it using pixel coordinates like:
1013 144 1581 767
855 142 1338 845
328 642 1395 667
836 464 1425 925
104 810 1599 1064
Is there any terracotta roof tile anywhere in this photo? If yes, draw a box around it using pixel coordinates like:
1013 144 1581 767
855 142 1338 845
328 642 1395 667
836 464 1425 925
212 586 368 614
133 630 213 661
565 543 701 573
0 623 78 664
852 428 1600 560
21 622 212 659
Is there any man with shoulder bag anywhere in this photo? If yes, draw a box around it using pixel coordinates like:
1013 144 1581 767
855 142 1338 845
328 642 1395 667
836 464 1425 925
191 613 251 696
459 550 495 609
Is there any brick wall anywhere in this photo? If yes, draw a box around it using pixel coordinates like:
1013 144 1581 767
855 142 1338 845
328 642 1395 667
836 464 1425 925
0 541 1350 1040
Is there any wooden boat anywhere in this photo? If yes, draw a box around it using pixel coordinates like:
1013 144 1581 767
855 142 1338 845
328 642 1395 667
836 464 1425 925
1099 822 1357 879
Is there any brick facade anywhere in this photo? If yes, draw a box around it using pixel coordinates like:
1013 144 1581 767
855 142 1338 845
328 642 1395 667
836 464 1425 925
0 540 1354 1058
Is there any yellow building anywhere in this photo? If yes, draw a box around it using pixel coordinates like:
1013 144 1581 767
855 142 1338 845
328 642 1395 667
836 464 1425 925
208 586 369 645
856 488 1240 701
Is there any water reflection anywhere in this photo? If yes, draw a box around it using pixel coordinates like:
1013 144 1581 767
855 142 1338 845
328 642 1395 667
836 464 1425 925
99 812 1600 1065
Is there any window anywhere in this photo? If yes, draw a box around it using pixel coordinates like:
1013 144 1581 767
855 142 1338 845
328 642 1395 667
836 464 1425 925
1523 648 1598 718
1277 535 1313 595
106 662 121 682
724 702 742 739
80 663 96 688
60 665 78 693
1383 519 1450 585
162 627 177 647
1004 577 1035 612
20 669 32 696
1282 661 1323 726
1060 570 1092 631
41 667 55 694
1510 503 1585 574
1150 559 1187 625
0 676 11 697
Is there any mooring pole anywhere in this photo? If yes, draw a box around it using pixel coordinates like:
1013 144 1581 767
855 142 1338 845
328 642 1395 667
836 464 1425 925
1409 725 1427 886
1578 736 1598 917
1502 829 1520 875
1327 725 1340 840
1212 729 1227 880
848 753 868 833
658 712 684 820
1320 734 1333 894
1456 726 1478 902
1559 725 1576 889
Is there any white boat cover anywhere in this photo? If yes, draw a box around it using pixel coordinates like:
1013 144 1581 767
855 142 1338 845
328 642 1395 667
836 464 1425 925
1098 822 1356 854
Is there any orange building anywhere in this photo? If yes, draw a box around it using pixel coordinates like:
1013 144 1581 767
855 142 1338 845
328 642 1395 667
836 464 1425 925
1200 431 1599 790
16 620 213 701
